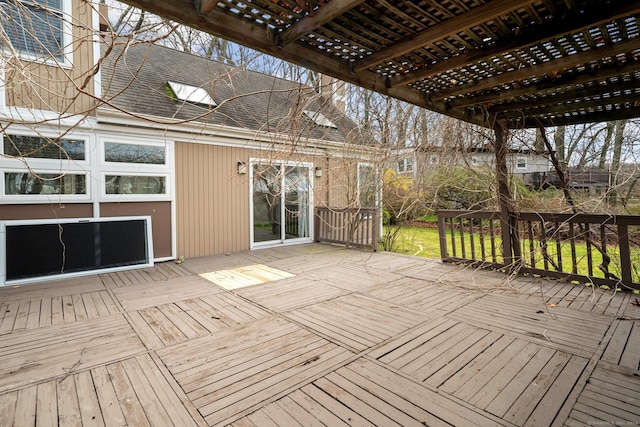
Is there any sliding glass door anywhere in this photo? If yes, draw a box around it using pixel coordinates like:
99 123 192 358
251 161 312 247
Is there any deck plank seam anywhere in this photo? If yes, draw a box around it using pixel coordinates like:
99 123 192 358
548 308 627 427
208 347 363 427
360 355 518 427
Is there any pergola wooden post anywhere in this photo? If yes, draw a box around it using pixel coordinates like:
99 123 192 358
492 120 521 270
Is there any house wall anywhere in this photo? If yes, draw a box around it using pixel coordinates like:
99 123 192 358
3 0 96 115
325 156 360 207
174 141 364 259
175 142 250 259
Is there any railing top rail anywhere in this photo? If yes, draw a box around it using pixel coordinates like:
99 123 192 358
437 210 501 220
316 206 378 214
438 210 640 225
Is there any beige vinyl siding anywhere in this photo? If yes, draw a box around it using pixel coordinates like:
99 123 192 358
4 0 95 115
325 156 359 208
175 141 365 259
175 142 251 259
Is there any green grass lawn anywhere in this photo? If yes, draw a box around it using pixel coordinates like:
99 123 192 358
384 225 640 286
382 226 442 258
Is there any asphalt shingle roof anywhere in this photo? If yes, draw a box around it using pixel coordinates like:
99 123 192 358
100 39 362 144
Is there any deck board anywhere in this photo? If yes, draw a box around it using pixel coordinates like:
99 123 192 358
310 263 404 292
157 316 354 426
286 293 428 352
235 276 345 312
364 277 482 314
100 261 193 288
0 243 638 427
565 365 640 426
0 314 145 393
111 275 221 311
0 290 121 335
447 294 611 358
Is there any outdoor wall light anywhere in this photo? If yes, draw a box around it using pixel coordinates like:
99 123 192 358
315 167 323 178
237 161 247 174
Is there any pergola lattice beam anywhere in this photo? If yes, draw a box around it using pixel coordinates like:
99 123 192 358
388 2 640 88
486 80 640 115
447 60 640 109
352 0 537 73
276 0 366 47
432 37 640 101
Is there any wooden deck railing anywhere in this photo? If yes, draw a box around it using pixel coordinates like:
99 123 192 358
438 210 640 291
315 207 379 251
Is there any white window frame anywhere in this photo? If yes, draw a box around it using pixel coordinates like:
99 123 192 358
101 172 170 200
397 157 414 174
2 168 90 200
99 136 173 202
516 157 527 170
0 131 90 202
167 80 216 107
1 0 74 67
103 140 168 166
303 110 338 129
249 158 315 249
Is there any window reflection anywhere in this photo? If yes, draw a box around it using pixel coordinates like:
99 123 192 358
105 175 165 195
105 142 165 165
4 172 86 195
3 134 84 160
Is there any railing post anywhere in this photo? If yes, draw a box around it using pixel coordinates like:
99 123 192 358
493 121 519 269
372 208 379 252
438 213 448 258
618 220 633 287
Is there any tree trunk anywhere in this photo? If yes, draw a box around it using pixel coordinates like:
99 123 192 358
553 126 565 167
609 119 627 205
492 121 519 268
598 121 615 170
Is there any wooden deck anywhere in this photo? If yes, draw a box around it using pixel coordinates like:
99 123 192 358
1 244 639 426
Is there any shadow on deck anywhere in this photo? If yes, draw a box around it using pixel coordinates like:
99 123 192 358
1 243 638 426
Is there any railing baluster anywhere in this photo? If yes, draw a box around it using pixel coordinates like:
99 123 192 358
436 210 639 290
528 221 535 269
569 221 578 275
489 218 497 263
479 218 486 262
459 218 466 259
540 219 549 270
555 221 563 272
469 218 476 261
585 223 594 277
450 217 457 258
600 224 609 278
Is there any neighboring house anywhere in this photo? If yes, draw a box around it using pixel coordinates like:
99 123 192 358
467 147 551 178
0 1 375 284
395 146 551 184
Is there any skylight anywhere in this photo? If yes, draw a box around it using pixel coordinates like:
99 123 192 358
303 110 338 129
167 81 216 106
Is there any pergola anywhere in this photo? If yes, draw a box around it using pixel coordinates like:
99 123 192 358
114 0 640 129
114 0 640 280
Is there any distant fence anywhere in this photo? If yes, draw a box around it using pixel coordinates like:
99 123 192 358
437 210 640 291
315 207 379 251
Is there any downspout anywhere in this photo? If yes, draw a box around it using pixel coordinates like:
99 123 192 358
492 120 520 270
